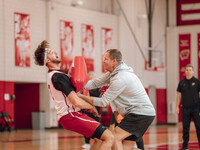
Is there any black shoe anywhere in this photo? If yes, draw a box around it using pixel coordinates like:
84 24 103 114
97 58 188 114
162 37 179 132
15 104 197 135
181 147 188 150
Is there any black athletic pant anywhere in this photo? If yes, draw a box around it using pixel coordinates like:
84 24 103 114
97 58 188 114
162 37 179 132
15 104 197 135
182 107 200 147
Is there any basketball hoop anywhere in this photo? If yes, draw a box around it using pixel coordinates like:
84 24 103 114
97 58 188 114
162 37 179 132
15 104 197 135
144 47 166 72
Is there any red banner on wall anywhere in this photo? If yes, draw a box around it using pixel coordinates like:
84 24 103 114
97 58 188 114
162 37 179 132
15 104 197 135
179 34 191 80
14 12 30 67
198 34 200 79
101 28 112 73
177 0 200 25
82 24 94 72
60 20 73 71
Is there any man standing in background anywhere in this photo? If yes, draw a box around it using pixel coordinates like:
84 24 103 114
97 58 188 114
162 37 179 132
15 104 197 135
176 64 200 150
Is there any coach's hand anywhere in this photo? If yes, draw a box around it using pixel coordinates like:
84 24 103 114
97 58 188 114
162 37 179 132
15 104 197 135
88 106 98 117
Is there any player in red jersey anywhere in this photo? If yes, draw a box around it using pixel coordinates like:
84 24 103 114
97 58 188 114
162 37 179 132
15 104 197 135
34 40 114 150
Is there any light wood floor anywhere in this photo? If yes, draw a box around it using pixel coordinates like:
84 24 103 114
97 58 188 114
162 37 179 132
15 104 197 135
0 123 199 150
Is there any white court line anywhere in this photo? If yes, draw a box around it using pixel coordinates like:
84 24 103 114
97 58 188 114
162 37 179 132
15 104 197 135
144 141 197 148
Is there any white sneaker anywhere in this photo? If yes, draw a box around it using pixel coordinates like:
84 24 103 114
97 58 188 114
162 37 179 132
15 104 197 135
81 143 90 149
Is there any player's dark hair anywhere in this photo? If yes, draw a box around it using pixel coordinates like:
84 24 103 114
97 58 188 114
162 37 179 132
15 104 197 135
34 40 49 66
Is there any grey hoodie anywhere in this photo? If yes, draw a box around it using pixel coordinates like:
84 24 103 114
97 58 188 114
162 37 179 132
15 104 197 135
85 63 156 117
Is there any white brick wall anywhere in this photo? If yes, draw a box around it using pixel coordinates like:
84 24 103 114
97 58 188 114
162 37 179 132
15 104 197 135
54 0 112 13
47 1 118 78
118 0 166 88
3 0 47 82
1 0 118 82
0 0 4 80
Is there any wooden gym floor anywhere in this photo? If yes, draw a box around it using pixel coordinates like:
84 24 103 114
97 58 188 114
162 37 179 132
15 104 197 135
0 122 199 150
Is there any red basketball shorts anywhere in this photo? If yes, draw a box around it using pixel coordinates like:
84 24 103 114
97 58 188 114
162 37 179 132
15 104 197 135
59 111 101 137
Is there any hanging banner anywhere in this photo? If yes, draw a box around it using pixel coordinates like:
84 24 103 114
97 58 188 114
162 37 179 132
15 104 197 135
177 0 200 25
198 33 200 79
81 24 94 71
14 12 30 67
102 28 112 73
179 34 191 80
60 20 73 71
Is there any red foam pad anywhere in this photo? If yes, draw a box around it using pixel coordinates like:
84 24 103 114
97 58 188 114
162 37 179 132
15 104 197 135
69 56 88 92
83 89 89 96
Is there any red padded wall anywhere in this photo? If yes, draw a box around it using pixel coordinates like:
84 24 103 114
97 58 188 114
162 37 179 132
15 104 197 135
14 83 39 128
0 81 4 112
4 82 15 119
156 89 167 123
0 81 15 119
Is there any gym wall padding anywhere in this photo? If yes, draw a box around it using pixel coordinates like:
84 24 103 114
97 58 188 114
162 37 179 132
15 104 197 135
14 83 39 128
156 89 167 123
0 81 15 120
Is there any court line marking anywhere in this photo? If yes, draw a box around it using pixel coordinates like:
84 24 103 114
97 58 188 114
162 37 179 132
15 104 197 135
0 135 83 143
145 141 199 148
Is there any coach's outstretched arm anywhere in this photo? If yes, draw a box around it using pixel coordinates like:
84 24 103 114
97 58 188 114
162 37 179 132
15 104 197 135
68 91 98 116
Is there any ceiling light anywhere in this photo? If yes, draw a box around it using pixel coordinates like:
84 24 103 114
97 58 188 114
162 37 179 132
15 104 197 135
77 0 83 5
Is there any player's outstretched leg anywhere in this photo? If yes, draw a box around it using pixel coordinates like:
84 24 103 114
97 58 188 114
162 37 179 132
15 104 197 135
98 129 114 150
89 138 102 150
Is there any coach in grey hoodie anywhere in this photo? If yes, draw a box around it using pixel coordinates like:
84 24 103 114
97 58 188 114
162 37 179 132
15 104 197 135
79 49 155 150
85 62 155 117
